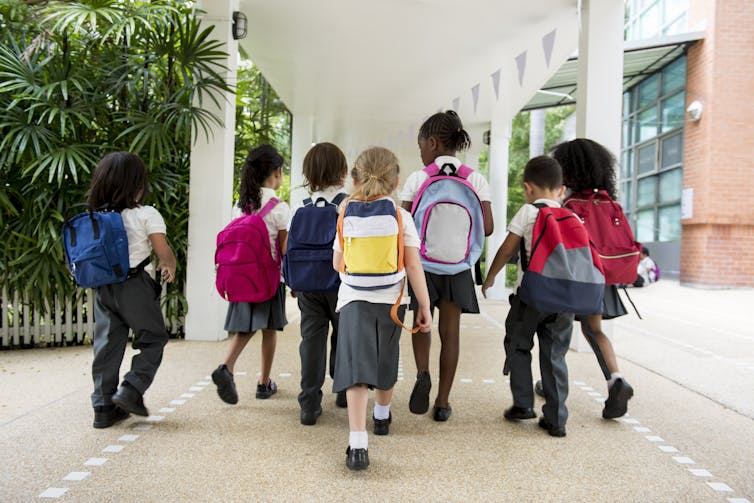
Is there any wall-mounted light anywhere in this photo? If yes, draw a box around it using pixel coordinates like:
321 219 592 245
687 100 703 122
232 11 247 40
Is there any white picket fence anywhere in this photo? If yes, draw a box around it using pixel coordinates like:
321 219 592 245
0 288 182 349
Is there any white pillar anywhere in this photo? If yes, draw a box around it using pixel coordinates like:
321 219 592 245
290 115 314 207
185 0 238 341
529 109 546 157
485 112 511 300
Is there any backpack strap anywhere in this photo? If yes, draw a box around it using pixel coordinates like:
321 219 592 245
422 163 440 177
256 197 280 218
126 256 152 279
331 192 348 206
303 197 313 207
518 203 549 272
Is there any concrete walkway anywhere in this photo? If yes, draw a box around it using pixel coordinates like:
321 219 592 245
1 281 752 502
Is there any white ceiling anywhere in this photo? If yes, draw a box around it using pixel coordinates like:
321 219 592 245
239 0 580 161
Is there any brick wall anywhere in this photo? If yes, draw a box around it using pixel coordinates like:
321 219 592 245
681 0 754 287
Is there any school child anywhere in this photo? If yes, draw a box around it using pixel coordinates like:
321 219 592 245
333 147 432 470
634 246 658 287
482 156 574 437
400 110 494 422
86 152 177 428
286 142 349 425
551 138 635 419
211 145 291 404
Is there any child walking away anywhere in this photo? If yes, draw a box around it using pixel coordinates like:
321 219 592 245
400 110 494 422
284 142 349 425
211 145 291 404
634 246 658 287
483 156 604 437
67 152 176 428
333 147 432 470
552 138 636 419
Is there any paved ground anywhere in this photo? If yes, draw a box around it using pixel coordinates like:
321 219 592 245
1 280 752 502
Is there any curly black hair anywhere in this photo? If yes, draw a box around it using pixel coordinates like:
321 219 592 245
238 144 284 212
551 138 618 200
418 110 471 152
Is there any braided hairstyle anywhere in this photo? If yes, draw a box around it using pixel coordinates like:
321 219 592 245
87 151 148 211
238 144 284 213
551 138 618 200
350 147 400 200
418 110 471 152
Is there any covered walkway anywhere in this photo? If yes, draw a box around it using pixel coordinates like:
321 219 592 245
2 282 753 501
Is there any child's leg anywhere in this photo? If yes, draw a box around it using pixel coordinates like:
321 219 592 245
504 296 538 408
260 329 277 385
297 292 329 411
375 388 393 409
435 300 461 408
91 291 130 407
346 385 369 437
223 332 254 373
538 313 574 429
580 315 618 380
411 317 431 374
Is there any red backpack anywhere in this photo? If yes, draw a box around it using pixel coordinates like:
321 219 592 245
215 198 281 303
563 190 641 285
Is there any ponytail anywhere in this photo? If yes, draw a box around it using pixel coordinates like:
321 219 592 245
350 147 400 200
238 144 283 212
418 110 471 152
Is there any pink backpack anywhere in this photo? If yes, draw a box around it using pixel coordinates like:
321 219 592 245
215 198 281 303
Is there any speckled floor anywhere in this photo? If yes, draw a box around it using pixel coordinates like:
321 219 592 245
1 283 753 502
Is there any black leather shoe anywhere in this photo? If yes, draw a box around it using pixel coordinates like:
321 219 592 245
538 417 566 437
534 380 545 398
602 378 634 419
373 412 392 436
211 364 238 404
504 405 537 421
335 390 348 408
432 405 452 422
112 383 148 417
93 405 130 429
300 406 322 426
346 446 369 470
409 371 431 414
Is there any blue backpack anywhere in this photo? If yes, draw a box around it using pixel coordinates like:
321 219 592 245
283 193 347 292
62 210 145 288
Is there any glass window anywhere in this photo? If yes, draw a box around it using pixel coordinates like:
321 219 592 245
623 119 635 147
638 107 658 142
638 75 659 108
636 208 655 242
640 4 660 38
623 92 631 114
621 150 634 178
662 57 686 94
661 91 686 132
659 168 683 203
658 204 682 241
620 181 633 210
637 176 657 207
661 133 683 168
664 0 687 23
663 13 687 36
638 143 656 174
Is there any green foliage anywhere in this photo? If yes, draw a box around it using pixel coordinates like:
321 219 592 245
0 0 229 330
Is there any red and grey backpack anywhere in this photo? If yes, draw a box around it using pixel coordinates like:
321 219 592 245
518 203 605 315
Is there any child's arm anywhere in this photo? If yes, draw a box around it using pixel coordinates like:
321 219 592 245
278 230 288 256
481 231 522 298
401 201 413 212
404 247 432 332
148 233 177 283
333 250 342 272
482 201 494 236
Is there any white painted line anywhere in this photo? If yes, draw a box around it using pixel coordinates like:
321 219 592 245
197 381 211 386
460 378 473 383
688 469 712 477
118 435 139 442
102 445 124 453
235 371 248 376
279 372 292 377
482 379 495 384
587 392 602 397
634 426 651 433
180 393 195 398
727 498 752 503
594 398 604 402
39 488 68 498
204 375 211 380
159 407 176 413
132 423 152 431
397 377 404 381
580 386 594 391
658 446 679 453
63 472 89 481
189 387 204 392
146 415 165 422
707 482 733 492
645 436 664 442
84 458 108 466
170 400 187 406
573 380 585 385
673 456 695 464
621 418 640 424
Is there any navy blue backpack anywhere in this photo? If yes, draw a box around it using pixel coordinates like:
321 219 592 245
283 193 347 292
63 210 145 288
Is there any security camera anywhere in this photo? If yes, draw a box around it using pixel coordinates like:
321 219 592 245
687 101 703 122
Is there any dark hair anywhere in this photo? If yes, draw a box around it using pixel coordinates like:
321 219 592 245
523 155 563 190
551 138 618 200
238 144 284 212
642 246 650 256
303 142 348 192
87 151 148 211
418 110 471 152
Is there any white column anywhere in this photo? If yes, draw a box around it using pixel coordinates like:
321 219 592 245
290 115 314 207
185 0 238 341
484 112 511 300
529 109 546 157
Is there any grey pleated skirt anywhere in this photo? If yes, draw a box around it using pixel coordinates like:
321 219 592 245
224 283 288 333
332 301 405 393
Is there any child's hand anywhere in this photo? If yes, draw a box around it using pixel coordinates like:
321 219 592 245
415 305 432 333
157 263 175 283
290 290 297 299
482 276 495 298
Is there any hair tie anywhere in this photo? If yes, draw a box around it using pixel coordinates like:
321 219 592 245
369 175 384 182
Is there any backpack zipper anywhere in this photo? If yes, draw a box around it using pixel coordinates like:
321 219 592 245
599 251 640 259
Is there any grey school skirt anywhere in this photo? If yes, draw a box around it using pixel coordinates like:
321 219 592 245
224 283 288 333
332 301 405 393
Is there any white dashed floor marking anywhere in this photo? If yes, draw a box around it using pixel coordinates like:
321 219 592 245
170 399 187 406
180 393 195 398
39 488 67 498
119 434 139 442
189 386 204 392
102 445 124 453
689 469 712 477
460 378 473 383
159 407 176 413
62 472 89 481
707 482 733 492
84 458 108 466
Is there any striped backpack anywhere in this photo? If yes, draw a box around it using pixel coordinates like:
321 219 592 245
518 203 605 315
410 162 485 275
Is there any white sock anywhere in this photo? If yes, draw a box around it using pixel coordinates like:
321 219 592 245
349 431 368 450
373 402 391 420
608 372 622 389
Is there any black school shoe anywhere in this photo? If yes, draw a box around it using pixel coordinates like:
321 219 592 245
211 364 239 404
300 406 322 426
538 417 566 437
603 378 634 419
432 405 452 422
346 446 369 470
504 405 537 421
534 380 545 398
112 382 149 417
93 405 130 429
256 380 278 399
409 371 431 414
373 412 392 436
335 390 348 408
